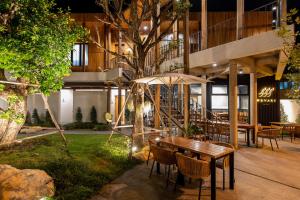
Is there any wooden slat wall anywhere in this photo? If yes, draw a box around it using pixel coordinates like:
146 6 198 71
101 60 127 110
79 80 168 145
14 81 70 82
71 11 273 72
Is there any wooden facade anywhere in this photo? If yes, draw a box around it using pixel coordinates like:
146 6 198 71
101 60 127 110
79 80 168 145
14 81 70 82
70 11 273 72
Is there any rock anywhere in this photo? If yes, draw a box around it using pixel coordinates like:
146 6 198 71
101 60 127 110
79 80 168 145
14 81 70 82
0 164 55 200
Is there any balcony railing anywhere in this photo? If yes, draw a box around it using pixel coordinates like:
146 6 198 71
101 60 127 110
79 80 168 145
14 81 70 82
110 1 278 72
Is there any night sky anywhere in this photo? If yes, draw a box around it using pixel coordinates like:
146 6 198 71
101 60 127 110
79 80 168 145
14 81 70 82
55 0 300 13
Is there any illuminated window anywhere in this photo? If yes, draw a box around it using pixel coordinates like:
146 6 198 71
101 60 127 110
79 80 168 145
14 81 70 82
70 44 88 66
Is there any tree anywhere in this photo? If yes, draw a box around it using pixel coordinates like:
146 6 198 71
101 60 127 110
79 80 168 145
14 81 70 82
93 0 189 147
0 0 86 144
280 103 288 122
32 108 41 125
90 106 98 123
76 107 83 123
277 9 300 100
44 110 54 127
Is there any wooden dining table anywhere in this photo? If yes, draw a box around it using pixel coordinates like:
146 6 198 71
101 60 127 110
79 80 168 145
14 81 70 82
238 123 256 147
158 136 235 200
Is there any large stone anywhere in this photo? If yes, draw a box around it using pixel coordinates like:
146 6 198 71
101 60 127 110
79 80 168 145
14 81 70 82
0 164 55 200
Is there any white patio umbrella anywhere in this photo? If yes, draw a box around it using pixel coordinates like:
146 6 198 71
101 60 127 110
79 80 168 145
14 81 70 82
133 73 209 85
133 73 209 135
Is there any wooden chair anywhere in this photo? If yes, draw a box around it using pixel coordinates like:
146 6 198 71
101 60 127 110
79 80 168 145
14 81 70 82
283 125 296 142
218 124 230 143
149 145 177 188
212 142 234 190
146 132 161 166
175 153 211 200
256 128 281 151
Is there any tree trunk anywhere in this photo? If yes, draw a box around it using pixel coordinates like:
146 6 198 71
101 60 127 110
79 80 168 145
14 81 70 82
0 91 26 144
133 83 144 149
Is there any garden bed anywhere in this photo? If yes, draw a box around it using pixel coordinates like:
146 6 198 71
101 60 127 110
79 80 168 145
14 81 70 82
0 134 140 200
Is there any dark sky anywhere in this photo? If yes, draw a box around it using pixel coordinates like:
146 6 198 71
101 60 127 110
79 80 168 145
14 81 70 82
56 0 300 13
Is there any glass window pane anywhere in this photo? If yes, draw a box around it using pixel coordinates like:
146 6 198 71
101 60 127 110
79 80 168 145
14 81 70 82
212 86 227 94
85 44 88 66
238 85 248 94
212 95 228 109
239 96 249 110
190 84 201 94
72 44 80 66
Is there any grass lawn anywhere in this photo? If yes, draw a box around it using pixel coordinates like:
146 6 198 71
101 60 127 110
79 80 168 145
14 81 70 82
0 134 140 200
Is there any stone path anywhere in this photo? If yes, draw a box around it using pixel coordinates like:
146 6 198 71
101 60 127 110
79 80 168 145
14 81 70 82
91 137 300 200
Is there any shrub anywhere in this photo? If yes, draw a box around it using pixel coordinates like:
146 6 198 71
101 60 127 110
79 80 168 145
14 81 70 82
93 124 110 131
90 106 97 123
32 108 41 125
76 107 83 123
44 110 55 127
25 111 32 125
63 122 95 130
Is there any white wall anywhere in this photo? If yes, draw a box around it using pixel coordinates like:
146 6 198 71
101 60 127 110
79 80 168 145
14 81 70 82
280 100 300 123
27 93 60 122
60 89 73 124
73 90 108 123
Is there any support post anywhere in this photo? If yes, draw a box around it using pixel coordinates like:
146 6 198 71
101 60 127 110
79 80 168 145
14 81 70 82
201 0 207 50
201 75 207 119
154 85 161 128
236 0 244 39
154 2 161 129
279 0 287 27
229 62 238 149
104 24 111 69
250 73 258 143
183 0 190 131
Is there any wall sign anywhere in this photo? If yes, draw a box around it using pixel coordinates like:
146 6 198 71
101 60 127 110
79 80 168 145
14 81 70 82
257 87 276 103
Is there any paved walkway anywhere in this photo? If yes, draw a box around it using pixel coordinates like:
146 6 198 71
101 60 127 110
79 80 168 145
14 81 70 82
91 137 300 200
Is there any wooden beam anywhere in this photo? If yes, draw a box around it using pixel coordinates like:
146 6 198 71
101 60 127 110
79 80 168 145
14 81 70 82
256 65 274 76
275 50 288 80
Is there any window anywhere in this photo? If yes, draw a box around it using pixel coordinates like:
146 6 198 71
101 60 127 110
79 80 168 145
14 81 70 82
70 44 88 66
212 85 228 109
212 85 227 94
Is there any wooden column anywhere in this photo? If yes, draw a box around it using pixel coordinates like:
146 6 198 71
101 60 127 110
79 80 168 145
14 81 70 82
201 75 207 119
104 24 111 69
236 0 244 39
183 0 190 130
280 0 287 26
154 2 161 129
201 0 207 50
118 31 122 68
173 0 180 57
229 62 238 149
250 73 258 140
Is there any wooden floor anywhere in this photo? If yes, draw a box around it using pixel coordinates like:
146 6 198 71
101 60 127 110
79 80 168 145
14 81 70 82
91 137 300 200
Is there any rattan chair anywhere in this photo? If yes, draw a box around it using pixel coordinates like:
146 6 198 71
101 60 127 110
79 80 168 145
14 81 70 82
175 153 211 200
146 132 161 166
218 124 230 143
149 145 177 188
212 142 234 190
283 125 296 142
256 128 281 151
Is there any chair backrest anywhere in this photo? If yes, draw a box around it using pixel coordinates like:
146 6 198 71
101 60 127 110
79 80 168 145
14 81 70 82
283 125 296 133
212 142 233 168
176 153 211 179
259 128 281 138
150 145 176 165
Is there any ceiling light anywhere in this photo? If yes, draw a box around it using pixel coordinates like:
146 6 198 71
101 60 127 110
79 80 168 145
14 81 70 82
272 19 276 24
239 69 243 74
272 6 277 11
143 26 148 31
132 146 138 152
212 63 217 67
